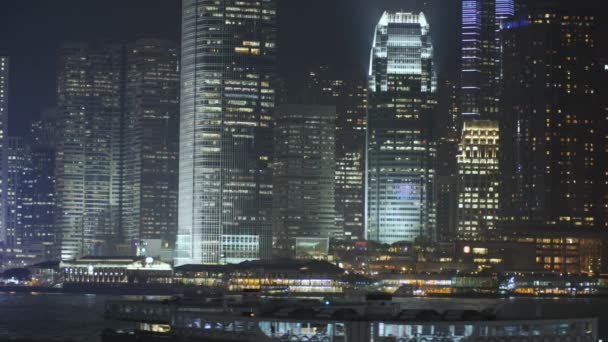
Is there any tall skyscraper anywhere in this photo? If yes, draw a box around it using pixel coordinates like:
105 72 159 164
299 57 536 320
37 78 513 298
176 0 277 265
273 104 337 251
56 43 123 260
122 39 179 250
0 56 8 245
461 0 498 119
24 111 57 256
501 3 603 228
460 0 513 120
304 66 367 241
6 137 30 247
366 12 437 244
456 0 511 239
456 120 500 239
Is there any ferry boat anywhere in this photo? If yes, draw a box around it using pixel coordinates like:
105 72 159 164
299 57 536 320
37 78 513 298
103 295 598 342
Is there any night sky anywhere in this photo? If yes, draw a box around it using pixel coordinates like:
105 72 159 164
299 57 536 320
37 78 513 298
0 0 459 135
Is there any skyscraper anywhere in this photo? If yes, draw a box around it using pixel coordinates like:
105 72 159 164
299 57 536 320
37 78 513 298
460 0 513 120
456 120 500 239
366 12 437 244
456 0 511 239
501 3 603 229
0 56 8 245
304 66 367 241
24 111 57 256
6 137 30 247
122 39 179 250
176 0 277 265
273 104 337 252
56 43 123 260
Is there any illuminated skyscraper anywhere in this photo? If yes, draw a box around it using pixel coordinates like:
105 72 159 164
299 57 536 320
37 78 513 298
305 66 367 241
273 105 337 250
122 39 179 250
6 137 29 247
0 57 8 245
457 0 511 239
366 12 437 244
460 0 513 120
56 43 123 260
501 4 603 228
24 111 57 255
176 0 277 265
456 121 500 239
460 0 497 119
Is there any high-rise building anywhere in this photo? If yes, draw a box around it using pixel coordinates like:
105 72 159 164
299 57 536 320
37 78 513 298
461 0 498 119
24 111 57 256
460 0 513 120
56 43 123 260
457 0 511 239
176 0 277 265
366 12 437 244
304 66 367 241
456 120 500 239
122 39 179 250
273 104 337 251
6 137 30 247
501 3 603 229
0 56 8 244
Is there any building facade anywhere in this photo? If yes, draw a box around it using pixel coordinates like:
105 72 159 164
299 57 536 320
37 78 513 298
25 110 57 256
122 39 179 250
366 12 437 244
460 0 513 120
0 56 8 245
273 104 337 252
56 43 123 260
457 0 511 239
305 67 367 241
176 0 277 265
501 4 603 228
5 137 30 248
456 120 500 239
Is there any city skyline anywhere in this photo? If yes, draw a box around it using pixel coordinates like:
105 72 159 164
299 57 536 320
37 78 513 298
2 2 608 342
0 0 605 267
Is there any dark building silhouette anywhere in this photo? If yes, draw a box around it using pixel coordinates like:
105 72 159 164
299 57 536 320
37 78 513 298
501 2 605 229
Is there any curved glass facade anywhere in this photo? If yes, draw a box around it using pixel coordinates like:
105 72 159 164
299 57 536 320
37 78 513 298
366 12 437 244
176 0 277 265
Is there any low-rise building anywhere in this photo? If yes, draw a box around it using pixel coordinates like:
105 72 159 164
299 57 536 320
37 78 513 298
61 256 172 286
175 260 345 294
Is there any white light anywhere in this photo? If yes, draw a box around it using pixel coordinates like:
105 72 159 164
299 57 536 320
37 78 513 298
145 257 154 264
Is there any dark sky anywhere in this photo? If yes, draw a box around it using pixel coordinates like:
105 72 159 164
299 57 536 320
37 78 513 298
0 0 459 135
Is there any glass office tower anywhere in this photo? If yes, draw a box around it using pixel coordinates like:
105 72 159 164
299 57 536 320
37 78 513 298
457 0 511 239
366 12 437 244
122 39 179 249
176 0 277 265
460 0 499 119
305 66 367 241
56 43 123 260
273 104 337 251
456 120 500 239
